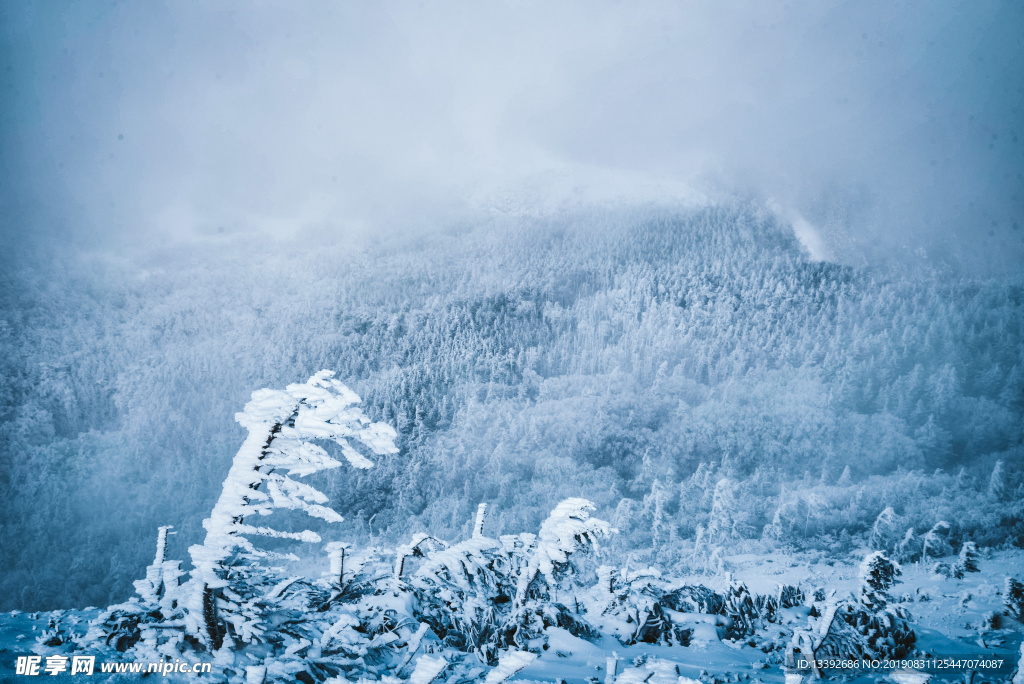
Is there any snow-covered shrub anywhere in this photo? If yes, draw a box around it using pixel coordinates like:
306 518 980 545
82 525 187 658
953 541 980 578
791 552 914 665
1005 577 1024 622
320 544 389 606
714 582 798 639
809 602 915 663
858 551 901 611
84 604 149 654
36 614 74 650
406 498 610 663
515 499 612 605
595 568 692 646
406 534 516 656
596 574 796 646
504 498 611 649
776 584 804 609
720 582 763 639
661 584 726 616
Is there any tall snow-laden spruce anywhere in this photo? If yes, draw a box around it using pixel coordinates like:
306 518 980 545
186 370 398 649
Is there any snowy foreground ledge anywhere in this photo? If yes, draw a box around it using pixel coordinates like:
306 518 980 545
2 374 1022 683
4 549 1023 683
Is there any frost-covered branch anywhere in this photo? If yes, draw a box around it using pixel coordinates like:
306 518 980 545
513 498 612 609
185 370 398 648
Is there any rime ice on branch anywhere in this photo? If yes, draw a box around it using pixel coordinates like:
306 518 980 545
186 370 398 647
513 498 613 609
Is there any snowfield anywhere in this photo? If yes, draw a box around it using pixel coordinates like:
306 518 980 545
1 548 1021 683
2 372 1021 684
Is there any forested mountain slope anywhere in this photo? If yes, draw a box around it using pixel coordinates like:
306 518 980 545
1 203 1021 611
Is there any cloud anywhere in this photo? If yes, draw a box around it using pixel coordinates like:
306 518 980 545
2 0 1022 270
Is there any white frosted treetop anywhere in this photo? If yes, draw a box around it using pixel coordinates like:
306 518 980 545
190 371 398 587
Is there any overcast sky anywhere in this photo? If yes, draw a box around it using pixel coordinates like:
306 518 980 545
2 0 1022 270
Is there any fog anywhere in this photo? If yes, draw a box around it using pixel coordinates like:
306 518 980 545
3 2 1024 613
2 0 1022 270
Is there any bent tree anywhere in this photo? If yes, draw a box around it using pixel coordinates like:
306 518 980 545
185 371 398 649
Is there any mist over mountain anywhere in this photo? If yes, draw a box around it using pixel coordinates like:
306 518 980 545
1 204 1021 611
3 0 1023 270
1 1 1023 614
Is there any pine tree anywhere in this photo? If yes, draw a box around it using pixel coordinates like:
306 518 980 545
953 541 980 578
185 371 398 650
858 551 901 612
1005 577 1024 622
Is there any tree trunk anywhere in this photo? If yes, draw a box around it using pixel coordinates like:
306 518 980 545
202 584 223 651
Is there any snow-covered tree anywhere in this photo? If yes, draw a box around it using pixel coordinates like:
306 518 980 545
408 498 610 663
893 527 919 563
761 506 783 543
704 478 741 548
593 568 693 647
473 502 489 538
185 370 398 650
1005 577 1024 622
953 541 980 578
920 520 952 567
132 526 179 607
858 551 901 611
512 498 612 611
989 459 1007 500
868 506 898 551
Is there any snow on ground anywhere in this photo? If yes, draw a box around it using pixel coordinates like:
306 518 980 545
0 550 1021 683
510 549 1024 684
